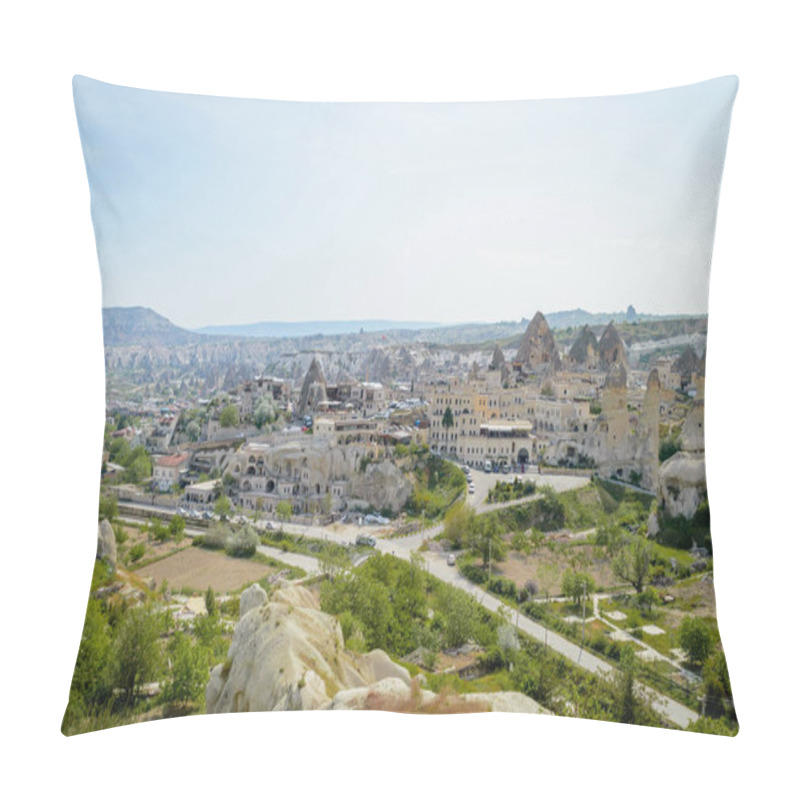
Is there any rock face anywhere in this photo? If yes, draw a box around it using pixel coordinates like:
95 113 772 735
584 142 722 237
568 325 599 367
348 459 413 512
657 401 707 519
597 322 628 369
489 345 506 371
239 583 268 618
297 357 327 415
658 451 707 519
97 519 117 567
206 583 410 713
206 582 550 716
515 311 560 371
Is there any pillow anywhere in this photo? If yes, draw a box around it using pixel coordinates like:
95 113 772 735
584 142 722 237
65 75 738 735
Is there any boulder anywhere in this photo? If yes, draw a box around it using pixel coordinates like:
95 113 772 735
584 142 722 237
239 583 268 618
348 460 412 513
658 451 707 519
96 519 117 567
206 583 411 714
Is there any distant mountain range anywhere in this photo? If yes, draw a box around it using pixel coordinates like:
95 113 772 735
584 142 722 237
193 319 443 338
102 306 207 347
103 305 705 349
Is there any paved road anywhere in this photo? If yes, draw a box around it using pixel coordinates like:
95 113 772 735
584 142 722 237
377 538 699 729
121 493 698 727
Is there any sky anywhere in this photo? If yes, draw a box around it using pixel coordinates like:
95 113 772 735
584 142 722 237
74 75 737 330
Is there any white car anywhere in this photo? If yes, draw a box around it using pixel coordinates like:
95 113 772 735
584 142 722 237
447 554 456 566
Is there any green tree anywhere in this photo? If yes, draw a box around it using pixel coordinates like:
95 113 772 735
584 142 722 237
125 451 152 484
612 535 653 593
68 599 112 708
466 515 507 567
205 586 218 618
219 404 240 428
169 514 186 542
535 485 566 531
703 649 734 719
98 492 118 522
164 631 207 707
442 406 454 433
318 547 351 580
442 501 476 549
678 616 714 665
186 420 201 442
253 397 277 429
149 517 169 543
109 606 165 706
214 494 232 519
561 569 595 604
437 584 478 648
276 500 293 528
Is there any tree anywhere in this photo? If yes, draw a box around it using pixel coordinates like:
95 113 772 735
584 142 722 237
612 535 653 593
219 404 239 428
205 586 217 618
535 485 566 531
703 649 734 718
169 514 186 542
164 631 207 707
69 599 112 708
214 494 232 519
253 397 277 429
318 547 350 580
678 616 714 666
186 420 201 442
110 605 165 705
466 515 507 567
98 492 118 522
561 569 595 604
437 584 478 648
442 501 476 549
149 518 169 543
442 406 454 435
276 500 293 528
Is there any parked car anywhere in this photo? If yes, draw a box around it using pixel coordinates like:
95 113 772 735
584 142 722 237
355 534 377 547
468 485 475 494
447 554 456 566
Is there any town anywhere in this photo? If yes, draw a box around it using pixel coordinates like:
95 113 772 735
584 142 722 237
66 305 733 735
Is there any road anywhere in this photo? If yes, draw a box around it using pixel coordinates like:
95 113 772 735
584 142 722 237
120 483 699 727
379 539 699 729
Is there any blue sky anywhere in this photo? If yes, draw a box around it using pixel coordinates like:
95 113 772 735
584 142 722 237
74 75 737 329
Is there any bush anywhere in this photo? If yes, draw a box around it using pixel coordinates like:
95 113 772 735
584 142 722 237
128 543 146 563
488 575 518 600
460 563 488 584
226 526 259 558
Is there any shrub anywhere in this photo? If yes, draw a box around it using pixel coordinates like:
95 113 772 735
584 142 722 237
488 575 518 600
226 526 259 558
128 543 146 563
460 563 488 584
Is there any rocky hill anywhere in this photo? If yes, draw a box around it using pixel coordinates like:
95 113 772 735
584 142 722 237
206 582 549 715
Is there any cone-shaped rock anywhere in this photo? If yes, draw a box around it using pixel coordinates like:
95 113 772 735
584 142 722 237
568 325 599 367
298 357 327 415
597 322 628 368
515 311 560 371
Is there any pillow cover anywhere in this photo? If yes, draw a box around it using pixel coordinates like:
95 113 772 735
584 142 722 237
66 75 738 736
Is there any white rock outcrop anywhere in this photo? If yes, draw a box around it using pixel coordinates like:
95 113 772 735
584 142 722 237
97 519 117 567
207 581 551 716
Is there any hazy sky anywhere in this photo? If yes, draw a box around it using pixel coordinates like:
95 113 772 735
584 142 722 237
74 75 737 330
